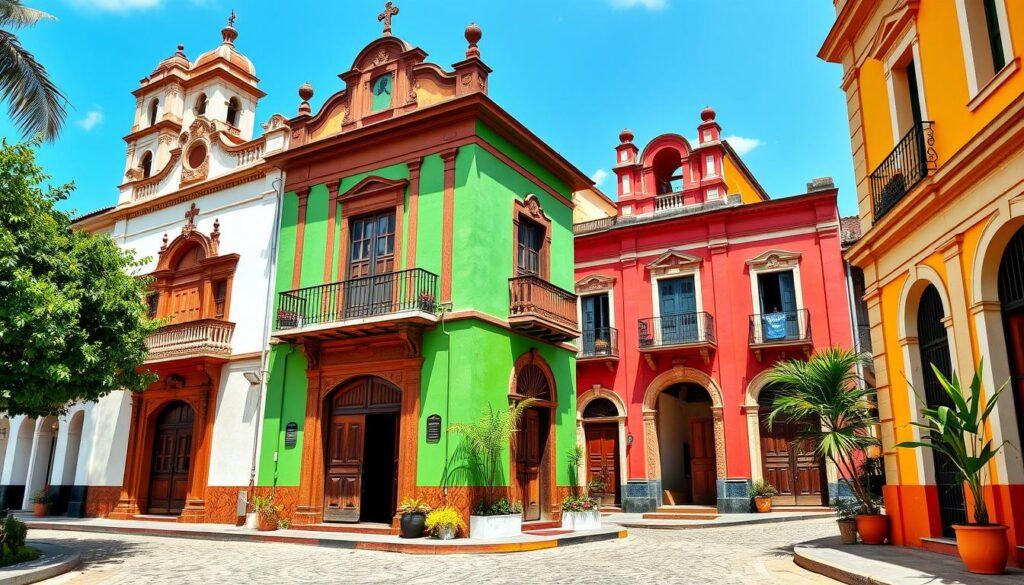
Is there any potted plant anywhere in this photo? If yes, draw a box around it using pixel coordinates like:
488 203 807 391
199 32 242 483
250 493 282 532
767 348 887 543
750 480 778 513
425 505 465 540
29 489 51 517
448 399 534 539
397 497 431 539
560 445 601 529
593 337 609 354
832 498 859 544
417 291 436 313
897 362 1011 574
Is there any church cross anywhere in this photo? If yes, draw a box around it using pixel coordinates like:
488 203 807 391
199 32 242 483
183 203 200 235
227 10 236 27
378 2 399 36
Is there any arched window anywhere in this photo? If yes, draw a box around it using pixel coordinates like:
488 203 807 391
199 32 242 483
140 151 153 178
652 148 684 195
148 98 159 126
583 398 618 419
515 363 551 401
916 284 966 536
194 93 207 116
226 97 240 127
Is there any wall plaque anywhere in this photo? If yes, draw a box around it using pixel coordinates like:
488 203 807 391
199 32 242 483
284 422 298 448
426 414 442 444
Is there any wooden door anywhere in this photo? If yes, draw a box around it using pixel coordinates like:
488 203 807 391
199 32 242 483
517 409 543 521
168 286 200 323
324 414 365 523
760 417 824 506
585 423 619 504
659 276 697 343
147 403 194 515
689 418 717 505
346 212 396 318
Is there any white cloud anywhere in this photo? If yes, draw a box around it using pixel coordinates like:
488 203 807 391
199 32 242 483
64 0 162 12
609 0 667 10
76 107 104 131
724 135 763 156
590 168 610 187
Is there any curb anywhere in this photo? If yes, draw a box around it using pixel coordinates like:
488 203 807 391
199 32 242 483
616 513 831 530
0 542 81 585
793 546 880 585
26 521 626 555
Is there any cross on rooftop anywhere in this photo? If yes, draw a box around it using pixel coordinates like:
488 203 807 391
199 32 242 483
378 2 399 36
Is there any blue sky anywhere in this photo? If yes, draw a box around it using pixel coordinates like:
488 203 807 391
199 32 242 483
6 0 855 217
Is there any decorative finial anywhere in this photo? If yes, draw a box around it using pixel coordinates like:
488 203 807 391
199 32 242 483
160 233 169 253
618 128 634 144
378 2 399 36
183 203 199 235
176 43 185 56
222 10 238 45
465 23 482 59
211 218 221 253
700 105 716 122
298 82 314 116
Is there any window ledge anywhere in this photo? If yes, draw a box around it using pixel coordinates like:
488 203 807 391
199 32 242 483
968 57 1020 112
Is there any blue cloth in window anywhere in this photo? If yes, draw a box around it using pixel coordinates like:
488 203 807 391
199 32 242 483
763 312 788 340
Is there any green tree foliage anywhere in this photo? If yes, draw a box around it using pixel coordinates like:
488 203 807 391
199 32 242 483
0 1 67 141
0 138 155 417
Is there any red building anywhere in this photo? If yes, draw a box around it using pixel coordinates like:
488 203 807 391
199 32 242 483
573 109 854 513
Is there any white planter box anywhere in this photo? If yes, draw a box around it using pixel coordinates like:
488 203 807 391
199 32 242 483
469 513 522 539
561 510 601 530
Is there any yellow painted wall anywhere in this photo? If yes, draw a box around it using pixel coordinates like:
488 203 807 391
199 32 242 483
723 154 767 204
858 58 895 174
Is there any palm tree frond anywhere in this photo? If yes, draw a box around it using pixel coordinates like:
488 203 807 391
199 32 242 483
0 0 54 28
0 29 67 141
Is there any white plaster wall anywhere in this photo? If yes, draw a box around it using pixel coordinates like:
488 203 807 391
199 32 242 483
208 359 263 486
78 392 132 486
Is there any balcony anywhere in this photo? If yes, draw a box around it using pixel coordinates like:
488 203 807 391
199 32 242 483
578 327 619 369
637 312 716 368
870 121 936 221
145 318 234 364
274 268 439 341
508 275 579 342
748 309 812 361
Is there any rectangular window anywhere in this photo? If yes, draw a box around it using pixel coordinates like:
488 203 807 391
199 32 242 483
213 280 228 318
146 292 159 319
621 175 631 195
581 293 611 355
346 210 397 318
707 187 720 199
702 130 712 143
757 271 799 340
958 0 1011 94
517 219 544 276
619 150 628 162
657 276 698 344
705 155 715 176
370 73 393 112
982 0 1006 72
621 204 632 216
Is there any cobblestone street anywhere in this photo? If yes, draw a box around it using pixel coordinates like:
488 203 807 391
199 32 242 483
34 518 839 584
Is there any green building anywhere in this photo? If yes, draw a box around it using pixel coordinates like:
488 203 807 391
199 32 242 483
256 22 589 527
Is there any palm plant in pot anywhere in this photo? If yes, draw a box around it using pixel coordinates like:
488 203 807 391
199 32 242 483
767 348 885 543
897 362 1011 574
448 398 533 539
750 480 778 513
832 498 860 544
560 445 601 530
250 493 282 532
397 498 431 539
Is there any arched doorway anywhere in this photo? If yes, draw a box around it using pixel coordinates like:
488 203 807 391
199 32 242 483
917 284 966 536
582 398 621 505
513 358 555 522
757 385 827 505
147 402 195 515
25 416 58 508
61 411 84 488
323 376 401 524
656 383 716 505
8 418 35 509
998 226 1024 461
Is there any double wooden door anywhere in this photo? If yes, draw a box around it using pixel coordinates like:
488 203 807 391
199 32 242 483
584 423 619 504
517 408 546 521
345 211 396 318
689 418 717 505
148 403 194 515
759 417 824 506
658 276 698 344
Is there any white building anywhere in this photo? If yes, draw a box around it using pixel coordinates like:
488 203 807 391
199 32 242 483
0 15 288 522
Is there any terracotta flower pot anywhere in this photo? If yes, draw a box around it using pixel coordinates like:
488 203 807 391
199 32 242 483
753 496 773 513
32 503 48 518
837 519 858 545
256 514 277 532
953 524 1009 575
855 514 888 544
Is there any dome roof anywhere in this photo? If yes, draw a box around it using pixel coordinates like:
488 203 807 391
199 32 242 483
194 19 255 77
153 44 190 74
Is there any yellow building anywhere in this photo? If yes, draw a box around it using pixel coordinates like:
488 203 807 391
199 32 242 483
821 0 1024 563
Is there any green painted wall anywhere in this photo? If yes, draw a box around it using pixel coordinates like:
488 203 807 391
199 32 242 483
416 319 577 487
256 344 309 486
298 184 329 288
414 154 444 276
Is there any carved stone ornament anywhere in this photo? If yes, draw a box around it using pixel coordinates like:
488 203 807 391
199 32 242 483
373 48 391 66
525 195 543 219
746 249 801 270
646 250 703 276
261 113 289 132
182 203 200 237
575 274 616 294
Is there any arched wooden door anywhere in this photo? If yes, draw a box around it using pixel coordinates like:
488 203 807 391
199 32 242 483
998 226 1024 470
514 362 554 522
582 398 620 506
324 377 401 524
758 386 826 506
148 402 195 515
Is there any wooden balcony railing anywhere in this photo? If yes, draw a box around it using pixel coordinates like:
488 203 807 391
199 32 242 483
276 268 438 331
145 318 234 362
508 275 578 342
870 121 936 221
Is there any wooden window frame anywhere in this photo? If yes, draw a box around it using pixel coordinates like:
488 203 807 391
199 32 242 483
335 176 408 281
512 194 552 280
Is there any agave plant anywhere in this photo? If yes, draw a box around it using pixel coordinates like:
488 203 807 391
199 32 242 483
447 398 534 512
766 347 881 514
897 361 1009 525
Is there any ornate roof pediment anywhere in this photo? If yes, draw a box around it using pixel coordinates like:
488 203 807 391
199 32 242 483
746 249 802 270
646 250 703 275
575 274 616 294
866 0 920 62
339 175 409 201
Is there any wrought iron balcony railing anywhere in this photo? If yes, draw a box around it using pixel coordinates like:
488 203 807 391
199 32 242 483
638 312 715 348
579 327 619 359
276 268 438 330
145 318 234 362
508 275 578 341
748 309 811 345
870 121 936 221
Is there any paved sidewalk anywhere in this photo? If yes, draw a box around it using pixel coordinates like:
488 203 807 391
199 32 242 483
21 515 625 555
605 510 832 529
795 536 1024 584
